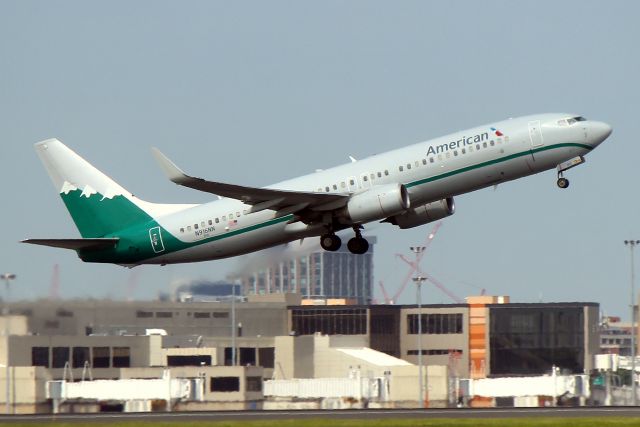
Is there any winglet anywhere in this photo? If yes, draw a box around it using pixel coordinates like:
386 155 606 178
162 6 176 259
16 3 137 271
151 147 190 185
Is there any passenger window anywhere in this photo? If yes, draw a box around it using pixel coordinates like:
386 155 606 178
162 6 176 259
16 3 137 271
333 184 338 190
325 186 330 192
453 150 458 156
180 228 185 233
422 159 427 165
341 182 346 188
194 224 198 230
215 218 219 224
462 148 466 154
407 163 411 170
236 212 240 217
476 144 480 150
350 179 355 185
399 166 403 172
187 226 192 231
377 172 382 178
370 173 375 180
201 221 205 227
438 154 443 161
469 146 473 152
229 213 234 219
490 141 495 146
483 142 487 148
208 220 213 225
222 216 226 221
363 176 368 182
429 158 434 163
317 188 322 192
384 170 389 176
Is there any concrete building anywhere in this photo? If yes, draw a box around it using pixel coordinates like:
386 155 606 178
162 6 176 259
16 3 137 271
229 237 376 304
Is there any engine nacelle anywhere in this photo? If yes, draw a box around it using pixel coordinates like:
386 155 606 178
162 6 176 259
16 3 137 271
385 197 455 229
342 183 410 224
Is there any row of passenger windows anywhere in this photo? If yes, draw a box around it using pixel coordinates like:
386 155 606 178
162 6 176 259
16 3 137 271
318 137 507 192
179 210 250 233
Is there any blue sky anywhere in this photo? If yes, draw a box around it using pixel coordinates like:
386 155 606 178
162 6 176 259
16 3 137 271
1 1 638 317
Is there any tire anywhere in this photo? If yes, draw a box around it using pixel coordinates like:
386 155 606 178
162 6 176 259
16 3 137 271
320 234 341 251
557 178 570 189
347 237 369 255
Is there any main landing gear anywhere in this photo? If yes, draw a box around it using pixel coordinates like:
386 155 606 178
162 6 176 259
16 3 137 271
319 226 370 255
347 226 369 255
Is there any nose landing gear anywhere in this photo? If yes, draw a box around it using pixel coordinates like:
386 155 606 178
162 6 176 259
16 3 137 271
556 156 585 189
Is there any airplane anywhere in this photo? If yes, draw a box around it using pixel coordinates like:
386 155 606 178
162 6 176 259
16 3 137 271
23 113 612 266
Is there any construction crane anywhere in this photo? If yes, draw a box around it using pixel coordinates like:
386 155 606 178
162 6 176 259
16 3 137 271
383 221 443 304
395 254 464 303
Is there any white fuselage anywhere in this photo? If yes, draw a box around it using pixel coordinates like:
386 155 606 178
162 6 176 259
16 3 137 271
146 113 609 264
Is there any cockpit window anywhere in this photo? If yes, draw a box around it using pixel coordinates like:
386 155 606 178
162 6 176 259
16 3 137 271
561 116 587 126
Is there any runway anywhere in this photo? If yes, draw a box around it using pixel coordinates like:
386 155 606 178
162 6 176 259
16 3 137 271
1 406 640 423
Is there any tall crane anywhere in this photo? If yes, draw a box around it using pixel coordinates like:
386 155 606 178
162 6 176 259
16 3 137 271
386 221 443 304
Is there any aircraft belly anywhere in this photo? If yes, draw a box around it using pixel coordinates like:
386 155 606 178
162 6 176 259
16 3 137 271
145 220 315 264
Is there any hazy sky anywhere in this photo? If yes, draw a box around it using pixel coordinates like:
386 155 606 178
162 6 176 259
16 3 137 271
1 1 638 317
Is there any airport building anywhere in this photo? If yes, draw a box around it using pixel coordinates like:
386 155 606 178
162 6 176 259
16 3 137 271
0 295 601 412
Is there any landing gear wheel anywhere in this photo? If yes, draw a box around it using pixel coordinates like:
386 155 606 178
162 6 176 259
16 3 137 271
320 234 341 251
347 237 369 255
557 177 570 189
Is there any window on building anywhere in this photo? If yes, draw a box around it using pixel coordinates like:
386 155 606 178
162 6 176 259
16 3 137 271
156 311 173 318
31 347 49 367
45 320 60 329
239 347 257 366
56 308 73 317
194 312 211 319
112 347 131 368
210 376 240 392
291 308 367 335
213 312 229 319
246 376 263 392
92 347 110 368
258 347 275 368
167 355 212 367
136 311 153 318
407 313 463 334
72 347 90 368
52 347 70 368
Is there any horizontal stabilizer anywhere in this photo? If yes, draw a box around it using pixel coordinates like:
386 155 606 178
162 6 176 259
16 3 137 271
22 238 119 251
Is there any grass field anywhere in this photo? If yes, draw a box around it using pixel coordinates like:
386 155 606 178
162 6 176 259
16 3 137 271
4 418 640 427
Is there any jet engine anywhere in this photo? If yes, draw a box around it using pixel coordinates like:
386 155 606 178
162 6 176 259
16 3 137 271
342 183 410 224
385 197 455 229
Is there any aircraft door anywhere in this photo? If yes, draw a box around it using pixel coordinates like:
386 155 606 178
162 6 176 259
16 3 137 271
528 120 543 148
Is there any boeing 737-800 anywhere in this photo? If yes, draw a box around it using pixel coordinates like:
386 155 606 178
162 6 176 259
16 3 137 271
23 114 612 266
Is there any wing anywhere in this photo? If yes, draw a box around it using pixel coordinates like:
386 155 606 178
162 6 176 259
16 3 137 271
151 148 349 213
22 238 119 251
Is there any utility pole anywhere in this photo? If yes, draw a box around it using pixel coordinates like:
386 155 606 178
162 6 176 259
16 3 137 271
1 273 16 415
410 246 426 408
625 240 639 406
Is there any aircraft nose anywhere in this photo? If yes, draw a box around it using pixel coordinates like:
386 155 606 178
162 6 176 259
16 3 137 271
589 121 612 146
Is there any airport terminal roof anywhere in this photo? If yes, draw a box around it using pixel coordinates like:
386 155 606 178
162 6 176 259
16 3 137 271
335 347 413 367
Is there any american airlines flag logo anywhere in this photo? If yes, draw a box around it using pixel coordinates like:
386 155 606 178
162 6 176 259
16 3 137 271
490 127 504 137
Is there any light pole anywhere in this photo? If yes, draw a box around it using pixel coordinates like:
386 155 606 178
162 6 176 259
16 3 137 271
410 246 426 408
625 240 639 406
1 273 16 415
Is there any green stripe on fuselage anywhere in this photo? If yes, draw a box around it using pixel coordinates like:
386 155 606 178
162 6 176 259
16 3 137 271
405 142 592 189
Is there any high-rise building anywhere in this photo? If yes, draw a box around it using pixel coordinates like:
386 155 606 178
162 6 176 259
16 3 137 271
230 237 376 304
